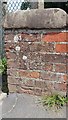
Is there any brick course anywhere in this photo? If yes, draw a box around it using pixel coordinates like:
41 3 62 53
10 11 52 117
42 32 67 42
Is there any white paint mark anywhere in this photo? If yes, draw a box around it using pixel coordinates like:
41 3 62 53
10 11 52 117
14 35 19 43
15 46 20 52
23 56 27 60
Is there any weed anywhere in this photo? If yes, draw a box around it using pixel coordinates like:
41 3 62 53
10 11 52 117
41 94 68 109
0 57 7 74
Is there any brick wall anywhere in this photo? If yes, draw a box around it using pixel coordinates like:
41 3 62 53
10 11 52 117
4 30 68 95
3 9 68 95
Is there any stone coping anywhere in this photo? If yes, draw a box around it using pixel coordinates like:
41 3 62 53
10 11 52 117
3 8 68 29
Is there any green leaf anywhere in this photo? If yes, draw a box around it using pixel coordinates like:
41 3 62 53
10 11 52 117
41 94 68 109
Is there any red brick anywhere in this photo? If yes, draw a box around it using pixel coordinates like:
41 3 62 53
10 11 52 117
19 70 28 77
42 32 68 42
55 44 68 53
19 70 39 78
28 71 40 78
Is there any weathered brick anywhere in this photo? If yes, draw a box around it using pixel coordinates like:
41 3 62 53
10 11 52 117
5 34 14 42
20 42 30 53
42 32 67 42
28 52 41 62
5 42 15 50
8 84 17 92
19 52 42 70
55 44 68 53
20 42 54 53
54 63 66 73
54 83 67 91
17 86 34 94
34 87 42 95
6 52 17 59
28 52 42 70
40 42 54 52
40 72 58 81
29 62 42 70
7 60 18 68
24 80 34 87
7 69 19 78
18 58 28 70
66 59 68 71
29 43 42 52
35 80 47 88
40 72 65 82
42 62 53 71
21 33 41 42
8 76 19 85
43 81 54 91
63 74 68 82
29 42 54 52
20 85 34 91
41 54 66 64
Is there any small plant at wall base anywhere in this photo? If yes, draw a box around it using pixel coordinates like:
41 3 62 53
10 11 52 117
0 57 9 95
41 94 68 109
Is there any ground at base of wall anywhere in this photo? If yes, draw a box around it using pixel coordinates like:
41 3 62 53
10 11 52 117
2 93 67 118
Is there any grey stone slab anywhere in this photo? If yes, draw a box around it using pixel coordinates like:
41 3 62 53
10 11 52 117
2 93 66 118
3 8 67 29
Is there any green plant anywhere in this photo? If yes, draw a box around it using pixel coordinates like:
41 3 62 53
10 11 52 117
0 57 9 94
0 57 7 74
2 57 7 73
41 94 68 109
0 59 4 74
